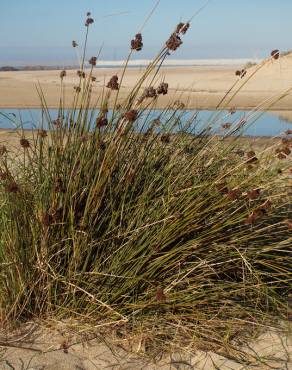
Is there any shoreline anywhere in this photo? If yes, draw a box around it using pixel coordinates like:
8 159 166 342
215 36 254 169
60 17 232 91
1 57 292 111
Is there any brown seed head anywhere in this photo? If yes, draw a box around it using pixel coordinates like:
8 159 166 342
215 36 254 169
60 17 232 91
123 110 138 122
271 49 280 60
91 76 96 82
176 22 190 34
77 70 86 78
156 287 166 302
60 70 66 79
106 75 119 90
72 40 78 48
89 56 97 66
161 133 171 144
166 33 183 51
281 146 291 156
74 86 81 93
20 138 30 148
246 188 260 200
227 188 241 201
5 182 19 194
85 17 94 27
246 150 258 163
143 86 157 99
277 152 286 160
157 82 168 95
221 122 232 130
131 33 143 51
96 117 108 127
38 130 48 138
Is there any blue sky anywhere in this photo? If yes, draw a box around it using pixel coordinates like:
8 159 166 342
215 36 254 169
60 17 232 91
0 0 291 65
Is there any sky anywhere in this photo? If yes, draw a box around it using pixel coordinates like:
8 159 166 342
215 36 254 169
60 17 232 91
0 0 292 65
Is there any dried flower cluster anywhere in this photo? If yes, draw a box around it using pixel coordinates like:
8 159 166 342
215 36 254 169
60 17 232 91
106 75 119 90
175 22 190 34
38 130 47 138
157 82 168 95
60 70 66 79
96 117 108 128
131 33 143 51
123 110 138 122
20 138 30 148
166 33 183 51
89 56 97 66
77 70 86 78
271 49 280 60
246 150 258 163
85 17 94 27
235 69 247 78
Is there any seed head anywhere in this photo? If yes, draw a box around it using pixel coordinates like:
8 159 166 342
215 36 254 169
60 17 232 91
123 110 138 122
38 130 47 138
143 86 157 99
77 70 86 78
246 150 258 163
175 22 190 35
5 182 19 193
161 133 171 144
91 76 96 82
227 188 241 201
85 17 94 27
166 33 183 51
20 138 30 148
246 188 260 200
271 49 280 60
74 86 81 93
106 75 119 90
60 70 66 79
96 117 108 127
156 287 166 302
235 69 247 78
89 56 97 66
131 33 143 51
221 122 232 130
157 82 168 95
72 40 78 48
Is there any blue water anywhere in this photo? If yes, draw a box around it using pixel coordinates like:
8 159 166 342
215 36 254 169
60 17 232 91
0 109 291 137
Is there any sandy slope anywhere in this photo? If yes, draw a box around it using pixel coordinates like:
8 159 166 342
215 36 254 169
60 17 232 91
1 54 292 110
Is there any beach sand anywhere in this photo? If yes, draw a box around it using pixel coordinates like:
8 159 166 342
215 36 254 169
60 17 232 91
1 324 291 370
1 53 292 110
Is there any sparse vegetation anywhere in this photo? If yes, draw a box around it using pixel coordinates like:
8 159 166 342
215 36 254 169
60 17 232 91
0 11 291 366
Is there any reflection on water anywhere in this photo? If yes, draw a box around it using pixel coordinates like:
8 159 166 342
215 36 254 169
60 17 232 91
0 109 291 137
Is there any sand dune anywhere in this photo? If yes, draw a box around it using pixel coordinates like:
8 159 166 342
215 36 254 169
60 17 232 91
0 54 292 110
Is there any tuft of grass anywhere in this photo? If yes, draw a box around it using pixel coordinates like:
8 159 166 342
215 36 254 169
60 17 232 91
0 10 291 364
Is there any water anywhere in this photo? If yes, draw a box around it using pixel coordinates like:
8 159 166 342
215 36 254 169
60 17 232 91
0 109 291 137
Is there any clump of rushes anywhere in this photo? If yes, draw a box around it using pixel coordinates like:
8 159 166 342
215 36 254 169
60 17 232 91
0 10 291 368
